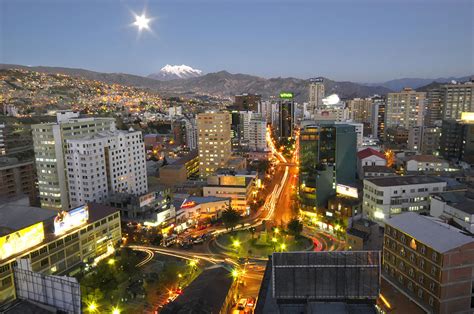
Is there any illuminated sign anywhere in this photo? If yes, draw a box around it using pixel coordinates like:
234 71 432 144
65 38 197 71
310 77 324 83
279 92 294 99
220 176 246 186
461 112 474 122
54 206 89 235
181 199 197 209
0 223 45 260
336 184 358 198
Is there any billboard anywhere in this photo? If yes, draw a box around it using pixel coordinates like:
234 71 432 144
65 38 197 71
279 92 294 99
54 206 89 235
0 223 45 260
139 193 156 207
336 184 358 198
309 77 324 83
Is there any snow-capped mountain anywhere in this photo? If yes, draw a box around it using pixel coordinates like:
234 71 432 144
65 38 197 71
148 64 203 81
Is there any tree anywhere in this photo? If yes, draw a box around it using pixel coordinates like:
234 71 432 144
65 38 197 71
287 218 303 238
221 206 241 230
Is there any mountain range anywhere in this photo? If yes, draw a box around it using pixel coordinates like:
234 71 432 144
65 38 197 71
1 64 471 102
365 76 473 91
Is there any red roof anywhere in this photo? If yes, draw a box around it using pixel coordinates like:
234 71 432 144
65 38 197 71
357 148 386 160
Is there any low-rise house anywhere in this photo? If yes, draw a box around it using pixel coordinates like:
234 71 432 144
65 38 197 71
430 190 474 234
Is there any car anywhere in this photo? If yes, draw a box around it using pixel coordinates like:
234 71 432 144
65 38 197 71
167 293 179 304
237 298 247 310
193 237 204 244
246 297 256 308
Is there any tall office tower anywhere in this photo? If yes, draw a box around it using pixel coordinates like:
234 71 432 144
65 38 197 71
440 80 474 120
425 88 443 126
439 113 474 165
348 97 373 125
240 111 253 144
248 115 267 152
386 88 426 129
234 93 261 111
197 111 232 178
371 96 386 140
258 100 273 124
299 122 356 211
66 130 147 208
308 77 325 116
278 93 295 139
32 111 116 210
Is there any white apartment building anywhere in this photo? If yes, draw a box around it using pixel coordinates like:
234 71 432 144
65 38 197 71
184 118 197 150
32 111 116 210
248 116 267 152
405 155 450 172
65 130 147 208
386 88 425 129
430 191 474 234
363 176 447 225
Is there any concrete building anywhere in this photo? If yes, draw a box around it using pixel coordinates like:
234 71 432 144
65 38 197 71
176 196 230 226
348 97 373 127
357 147 387 179
440 80 474 120
363 176 447 225
439 116 474 165
299 122 357 210
405 155 450 173
408 126 442 155
430 191 474 234
386 126 409 147
386 88 425 129
32 111 116 210
248 115 267 151
0 157 36 202
362 165 396 178
159 151 199 186
346 218 382 251
107 191 170 221
65 130 147 208
203 172 256 212
425 88 443 126
382 213 474 313
197 112 232 178
308 77 325 116
371 96 386 140
0 200 121 304
184 117 197 150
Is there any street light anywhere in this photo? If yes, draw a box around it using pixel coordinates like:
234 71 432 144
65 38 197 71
233 240 241 248
107 258 115 266
111 307 120 314
274 227 280 235
231 269 239 278
280 243 287 251
87 302 97 312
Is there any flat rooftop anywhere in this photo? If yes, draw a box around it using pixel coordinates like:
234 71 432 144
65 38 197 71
365 175 445 187
432 191 474 214
386 212 474 253
160 265 233 314
0 197 56 236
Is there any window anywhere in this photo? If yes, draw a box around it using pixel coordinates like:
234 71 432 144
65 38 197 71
418 275 424 284
429 296 434 306
430 282 436 291
418 289 423 298
432 252 438 262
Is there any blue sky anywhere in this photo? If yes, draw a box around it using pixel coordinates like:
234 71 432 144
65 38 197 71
1 0 473 82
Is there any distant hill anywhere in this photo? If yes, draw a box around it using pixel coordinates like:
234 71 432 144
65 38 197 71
1 64 391 102
366 76 473 91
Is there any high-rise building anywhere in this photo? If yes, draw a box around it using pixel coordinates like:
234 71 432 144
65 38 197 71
408 126 441 154
386 88 425 129
65 130 147 208
184 117 197 150
371 96 386 140
348 97 373 125
197 111 232 178
248 115 267 151
32 111 116 210
425 88 443 126
382 212 474 314
299 122 357 210
439 114 474 164
278 93 295 139
234 93 261 111
308 77 325 116
440 81 474 120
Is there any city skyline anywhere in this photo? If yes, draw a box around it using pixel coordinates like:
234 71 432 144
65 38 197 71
1 0 473 82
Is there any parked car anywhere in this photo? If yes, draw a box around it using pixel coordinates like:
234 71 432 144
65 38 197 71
237 298 247 310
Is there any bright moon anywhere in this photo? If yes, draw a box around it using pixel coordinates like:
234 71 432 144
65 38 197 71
133 13 151 32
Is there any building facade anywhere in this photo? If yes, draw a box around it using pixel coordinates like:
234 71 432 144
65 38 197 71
308 78 325 116
197 112 232 178
382 213 474 313
386 88 425 129
65 130 147 208
0 158 36 202
439 117 474 165
299 122 357 210
32 111 116 210
363 176 447 225
440 81 474 120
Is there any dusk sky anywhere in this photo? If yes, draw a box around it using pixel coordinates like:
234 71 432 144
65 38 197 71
1 0 473 82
